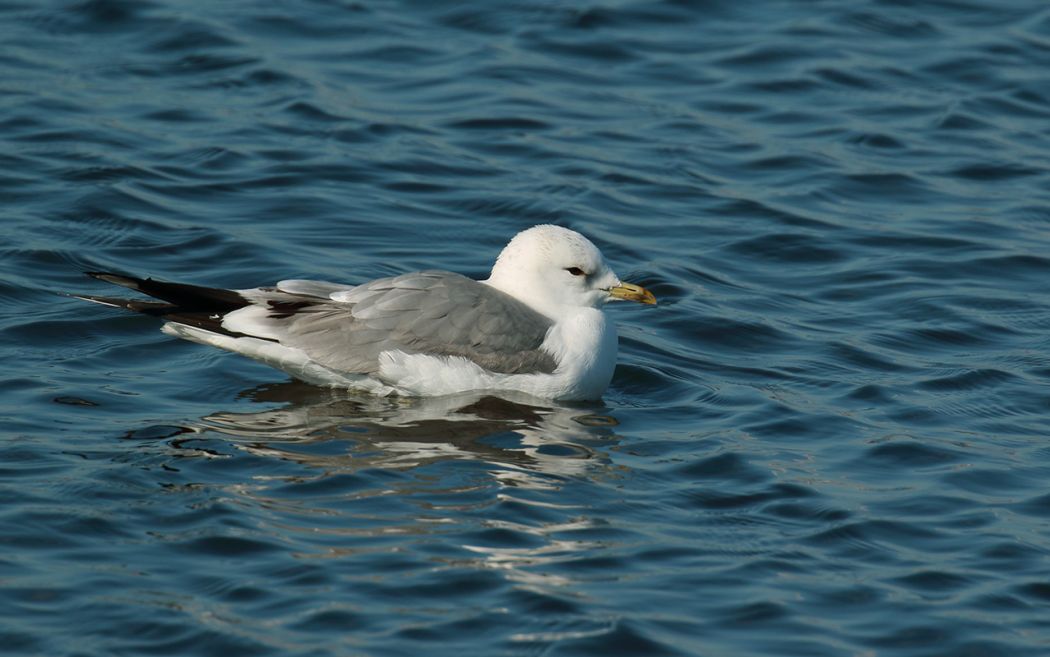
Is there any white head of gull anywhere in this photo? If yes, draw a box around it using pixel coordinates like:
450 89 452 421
484 224 644 318
74 224 656 401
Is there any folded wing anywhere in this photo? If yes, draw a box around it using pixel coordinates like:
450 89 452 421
82 270 558 377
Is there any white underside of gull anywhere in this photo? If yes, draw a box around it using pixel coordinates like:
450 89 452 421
376 307 617 400
162 306 618 401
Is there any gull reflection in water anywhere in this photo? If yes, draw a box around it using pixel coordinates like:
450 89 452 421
177 383 626 596
195 382 621 483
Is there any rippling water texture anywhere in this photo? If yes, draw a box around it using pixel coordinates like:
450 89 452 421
4 1 1050 655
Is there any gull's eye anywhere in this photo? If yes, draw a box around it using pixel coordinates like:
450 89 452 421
566 267 586 277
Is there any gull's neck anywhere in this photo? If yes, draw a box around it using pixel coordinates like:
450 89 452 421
481 276 580 321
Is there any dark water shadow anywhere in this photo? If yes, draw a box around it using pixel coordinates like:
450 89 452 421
190 382 623 480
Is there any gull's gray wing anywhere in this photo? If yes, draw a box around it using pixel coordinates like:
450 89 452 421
231 271 557 375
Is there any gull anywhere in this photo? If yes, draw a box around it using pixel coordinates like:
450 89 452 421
74 224 656 401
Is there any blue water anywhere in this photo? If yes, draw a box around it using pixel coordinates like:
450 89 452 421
4 0 1050 654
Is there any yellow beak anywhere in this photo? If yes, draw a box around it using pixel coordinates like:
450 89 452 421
608 282 657 305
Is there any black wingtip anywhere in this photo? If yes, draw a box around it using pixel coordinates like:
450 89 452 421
84 270 249 311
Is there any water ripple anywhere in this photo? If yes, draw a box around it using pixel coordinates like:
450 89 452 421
4 0 1050 655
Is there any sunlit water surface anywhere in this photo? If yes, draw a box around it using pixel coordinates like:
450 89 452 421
3 1 1050 655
